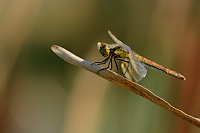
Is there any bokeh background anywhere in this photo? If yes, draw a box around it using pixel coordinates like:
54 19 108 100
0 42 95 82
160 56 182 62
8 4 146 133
0 0 200 133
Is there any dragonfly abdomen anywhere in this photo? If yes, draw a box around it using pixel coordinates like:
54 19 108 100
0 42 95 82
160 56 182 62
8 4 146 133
134 53 186 80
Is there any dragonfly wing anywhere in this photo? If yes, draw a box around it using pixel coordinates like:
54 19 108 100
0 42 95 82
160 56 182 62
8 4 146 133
126 53 147 82
108 31 132 52
121 61 139 82
120 54 147 82
131 54 147 81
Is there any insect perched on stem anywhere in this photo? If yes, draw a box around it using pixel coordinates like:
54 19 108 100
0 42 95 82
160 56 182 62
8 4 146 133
94 31 186 82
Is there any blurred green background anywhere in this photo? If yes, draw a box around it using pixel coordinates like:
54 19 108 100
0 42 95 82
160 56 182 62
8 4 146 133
0 0 200 133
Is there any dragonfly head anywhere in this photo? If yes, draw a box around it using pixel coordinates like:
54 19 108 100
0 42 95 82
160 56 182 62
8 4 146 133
97 42 110 57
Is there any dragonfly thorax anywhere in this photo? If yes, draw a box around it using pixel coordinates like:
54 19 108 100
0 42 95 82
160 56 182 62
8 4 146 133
97 42 129 59
113 47 129 58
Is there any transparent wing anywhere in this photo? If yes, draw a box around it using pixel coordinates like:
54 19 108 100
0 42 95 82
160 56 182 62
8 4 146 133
129 51 147 82
108 31 132 52
121 52 147 82
121 61 134 81
108 31 147 82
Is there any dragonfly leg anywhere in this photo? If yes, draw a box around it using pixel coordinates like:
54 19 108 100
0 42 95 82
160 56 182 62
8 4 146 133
116 58 131 77
116 58 129 63
97 58 112 73
114 59 119 73
123 62 130 77
109 58 113 70
92 55 110 65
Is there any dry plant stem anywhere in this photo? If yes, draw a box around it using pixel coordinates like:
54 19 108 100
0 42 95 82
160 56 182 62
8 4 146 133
51 45 200 128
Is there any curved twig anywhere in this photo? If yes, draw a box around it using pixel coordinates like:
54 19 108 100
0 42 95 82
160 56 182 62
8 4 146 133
51 45 200 128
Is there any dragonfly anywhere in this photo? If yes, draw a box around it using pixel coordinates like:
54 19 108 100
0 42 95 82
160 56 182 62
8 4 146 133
94 31 186 82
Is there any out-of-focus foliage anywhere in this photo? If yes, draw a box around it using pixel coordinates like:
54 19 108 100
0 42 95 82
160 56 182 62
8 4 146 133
0 0 200 133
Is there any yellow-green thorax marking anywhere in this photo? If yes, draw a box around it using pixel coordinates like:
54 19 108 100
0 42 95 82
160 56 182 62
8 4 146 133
97 42 129 59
